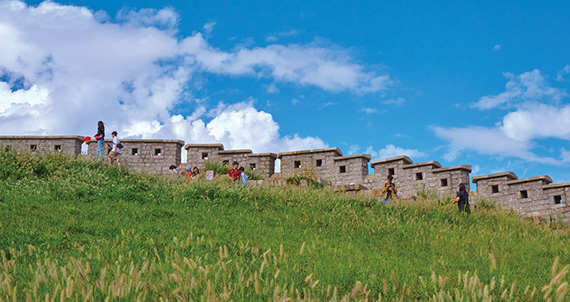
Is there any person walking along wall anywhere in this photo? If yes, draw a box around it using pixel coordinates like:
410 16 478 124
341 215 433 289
454 183 470 213
94 121 105 160
107 131 122 167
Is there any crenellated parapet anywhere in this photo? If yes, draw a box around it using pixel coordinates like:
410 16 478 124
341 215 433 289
0 135 84 155
371 156 471 197
473 172 570 221
184 144 276 179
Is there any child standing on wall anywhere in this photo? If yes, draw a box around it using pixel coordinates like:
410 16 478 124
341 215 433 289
382 175 397 204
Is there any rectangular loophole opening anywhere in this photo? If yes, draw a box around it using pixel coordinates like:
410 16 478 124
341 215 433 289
222 160 229 166
316 159 322 167
388 168 395 176
440 179 448 187
30 144 37 151
131 148 138 156
339 166 346 173
520 190 528 199
294 161 301 168
202 152 208 159
250 163 256 170
415 172 423 180
491 185 499 194
54 145 62 152
554 195 563 204
155 148 162 156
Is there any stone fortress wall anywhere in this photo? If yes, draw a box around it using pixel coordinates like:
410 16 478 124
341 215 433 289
1 135 569 222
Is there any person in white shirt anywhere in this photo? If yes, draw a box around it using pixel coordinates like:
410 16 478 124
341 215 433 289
107 131 122 167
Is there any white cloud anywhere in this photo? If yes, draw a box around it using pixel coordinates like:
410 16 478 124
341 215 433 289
202 21 216 38
266 83 279 94
500 104 570 141
557 64 570 82
0 1 387 153
116 7 178 29
265 29 300 42
432 107 570 166
360 107 377 114
382 97 405 106
492 44 501 51
435 69 570 166
291 98 300 105
561 148 570 163
365 144 426 160
471 69 567 110
432 126 544 162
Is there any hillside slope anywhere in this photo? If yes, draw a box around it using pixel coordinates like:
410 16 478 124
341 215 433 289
1 149 570 301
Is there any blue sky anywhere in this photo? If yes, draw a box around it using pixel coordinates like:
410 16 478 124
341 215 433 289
1 0 570 184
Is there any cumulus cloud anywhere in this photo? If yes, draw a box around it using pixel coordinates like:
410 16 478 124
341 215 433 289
0 0 387 154
167 101 327 153
492 44 501 51
471 69 567 110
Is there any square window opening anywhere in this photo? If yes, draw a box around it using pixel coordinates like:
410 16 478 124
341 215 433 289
155 148 162 156
416 172 423 180
54 145 62 152
388 168 395 176
520 190 528 199
316 159 322 167
339 166 346 173
132 148 138 156
202 152 208 159
440 179 448 187
222 160 229 166
554 195 563 204
491 185 499 194
294 161 301 168
250 163 256 170
30 144 37 151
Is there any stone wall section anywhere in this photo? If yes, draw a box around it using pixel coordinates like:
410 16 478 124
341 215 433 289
86 138 184 174
184 144 276 179
278 148 343 181
371 156 471 197
333 154 371 185
185 144 224 170
370 156 413 190
473 173 570 222
0 136 83 155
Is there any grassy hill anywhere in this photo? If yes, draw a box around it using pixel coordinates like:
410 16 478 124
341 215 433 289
1 149 570 301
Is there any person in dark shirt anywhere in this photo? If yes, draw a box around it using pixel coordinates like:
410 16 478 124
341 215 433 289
454 183 470 213
94 121 105 160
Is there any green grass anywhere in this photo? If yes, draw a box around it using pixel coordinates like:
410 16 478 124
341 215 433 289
1 148 570 301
